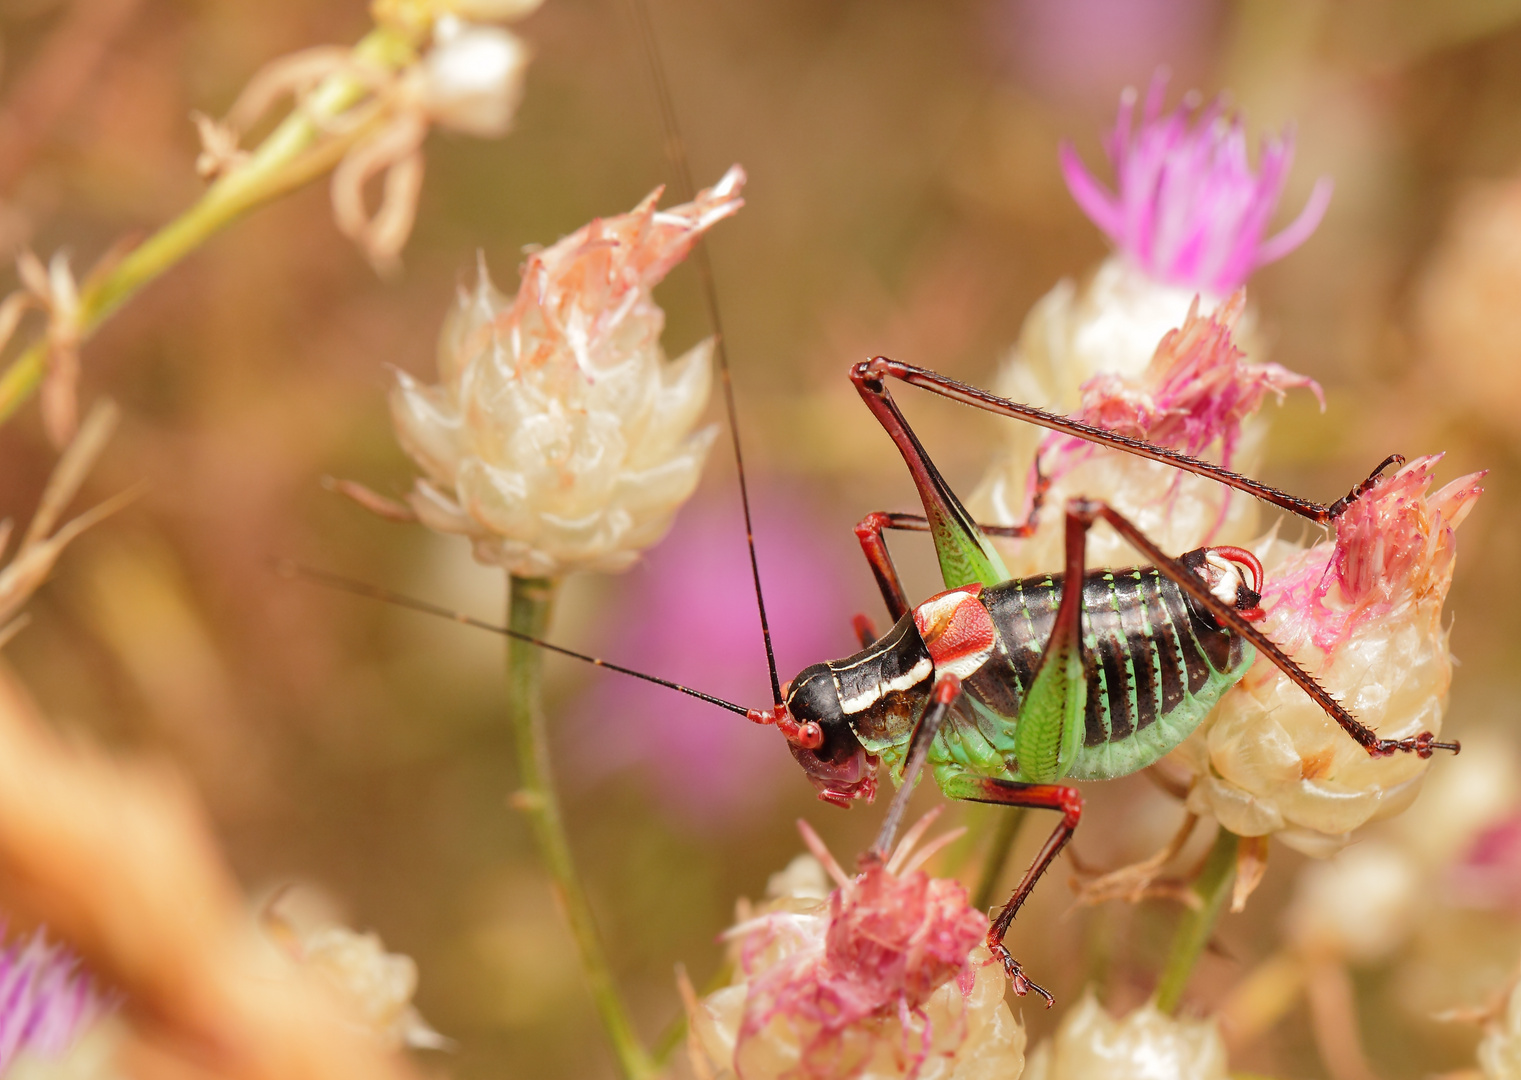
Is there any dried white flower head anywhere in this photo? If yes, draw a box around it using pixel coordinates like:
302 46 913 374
1480 979 1521 1080
418 16 528 137
295 927 449 1052
1179 457 1484 855
429 0 545 22
197 10 536 272
391 168 744 577
1023 992 1227 1080
971 291 1316 575
685 818 1025 1080
1283 841 1420 963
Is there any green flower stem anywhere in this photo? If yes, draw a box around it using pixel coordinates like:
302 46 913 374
971 806 1026 914
507 575 656 1080
1154 826 1238 1015
0 22 421 424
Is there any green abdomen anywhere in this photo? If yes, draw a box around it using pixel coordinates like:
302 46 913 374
963 567 1255 782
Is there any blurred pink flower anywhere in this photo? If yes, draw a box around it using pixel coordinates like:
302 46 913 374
1060 70 1334 293
0 926 112 1069
569 490 854 825
998 0 1220 107
1448 813 1521 911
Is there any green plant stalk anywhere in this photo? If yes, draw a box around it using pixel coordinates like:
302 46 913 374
0 22 420 424
1154 826 1238 1015
971 806 1026 913
507 575 656 1080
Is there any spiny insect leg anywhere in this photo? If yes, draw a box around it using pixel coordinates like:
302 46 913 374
852 356 1409 527
942 774 1082 1007
851 362 1007 591
871 672 963 858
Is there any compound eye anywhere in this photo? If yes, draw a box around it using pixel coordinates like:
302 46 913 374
796 721 824 750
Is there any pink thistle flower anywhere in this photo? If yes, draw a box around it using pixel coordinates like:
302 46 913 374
1060 70 1334 293
1037 290 1320 486
0 927 112 1069
1446 812 1521 912
689 815 1022 1080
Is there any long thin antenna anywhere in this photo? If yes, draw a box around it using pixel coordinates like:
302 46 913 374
280 562 752 717
627 0 784 707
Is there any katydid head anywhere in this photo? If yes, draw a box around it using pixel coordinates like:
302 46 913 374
749 664 879 809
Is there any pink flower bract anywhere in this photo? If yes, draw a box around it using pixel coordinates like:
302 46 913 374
1038 290 1320 481
1060 70 1334 293
732 821 989 1080
1261 456 1483 659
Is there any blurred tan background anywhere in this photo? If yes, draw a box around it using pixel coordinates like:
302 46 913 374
1 0 1520 1076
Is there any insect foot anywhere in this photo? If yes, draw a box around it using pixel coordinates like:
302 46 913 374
989 942 1055 1009
683 817 1026 1080
1175 456 1484 857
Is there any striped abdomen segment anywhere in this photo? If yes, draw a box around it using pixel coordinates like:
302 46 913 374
974 558 1254 781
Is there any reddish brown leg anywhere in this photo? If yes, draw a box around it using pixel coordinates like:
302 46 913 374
853 474 1050 624
851 613 880 648
942 774 1083 1006
852 355 1403 526
871 671 963 858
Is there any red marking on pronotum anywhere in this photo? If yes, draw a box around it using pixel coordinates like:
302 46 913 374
1208 545 1264 594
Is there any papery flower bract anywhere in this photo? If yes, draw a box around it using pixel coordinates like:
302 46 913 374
1179 457 1483 854
419 16 528 137
295 927 449 1051
972 292 1317 575
390 168 745 577
1480 979 1521 1080
1060 70 1333 295
687 821 1025 1080
1023 991 1227 1080
0 928 113 1072
1283 841 1420 963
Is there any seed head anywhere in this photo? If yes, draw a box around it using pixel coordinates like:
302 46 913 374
291 926 449 1051
1060 70 1333 295
390 167 744 577
1179 457 1484 854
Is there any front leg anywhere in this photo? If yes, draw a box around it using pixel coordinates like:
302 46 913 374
871 671 962 857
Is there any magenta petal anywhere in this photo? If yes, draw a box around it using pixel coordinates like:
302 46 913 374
1253 176 1335 267
1059 142 1124 240
1062 69 1334 290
